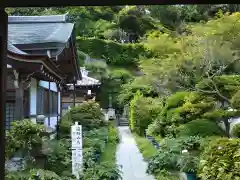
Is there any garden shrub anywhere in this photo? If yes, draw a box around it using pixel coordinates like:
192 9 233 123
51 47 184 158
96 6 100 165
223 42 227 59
165 91 190 109
81 162 122 180
43 139 71 176
147 150 180 175
177 153 199 174
58 120 72 138
146 120 164 137
5 169 63 180
161 136 202 153
5 119 45 160
231 90 240 109
232 123 240 137
129 91 162 136
107 123 120 144
69 101 106 131
177 119 225 137
198 137 240 180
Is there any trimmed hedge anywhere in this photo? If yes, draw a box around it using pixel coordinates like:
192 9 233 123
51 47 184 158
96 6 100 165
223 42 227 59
198 137 240 180
177 119 225 137
76 37 151 67
129 91 161 136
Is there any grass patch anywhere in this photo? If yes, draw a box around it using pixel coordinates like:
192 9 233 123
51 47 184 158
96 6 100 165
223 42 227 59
100 142 117 165
100 120 119 165
133 133 158 160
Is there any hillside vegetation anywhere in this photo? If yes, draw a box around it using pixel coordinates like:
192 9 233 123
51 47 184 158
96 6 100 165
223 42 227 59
6 5 240 179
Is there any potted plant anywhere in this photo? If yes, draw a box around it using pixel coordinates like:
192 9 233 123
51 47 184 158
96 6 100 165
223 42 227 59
177 151 199 180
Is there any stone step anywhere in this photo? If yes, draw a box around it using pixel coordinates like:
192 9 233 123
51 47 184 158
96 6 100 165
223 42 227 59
119 122 129 126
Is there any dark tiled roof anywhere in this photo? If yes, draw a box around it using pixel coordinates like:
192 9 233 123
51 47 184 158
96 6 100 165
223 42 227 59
8 14 74 45
8 41 28 55
8 14 68 23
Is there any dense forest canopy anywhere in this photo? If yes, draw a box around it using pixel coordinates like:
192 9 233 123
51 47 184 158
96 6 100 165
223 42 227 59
6 4 240 110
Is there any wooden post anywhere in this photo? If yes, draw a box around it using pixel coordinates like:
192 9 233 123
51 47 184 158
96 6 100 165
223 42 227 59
73 83 76 107
0 8 7 179
56 87 59 139
48 81 51 126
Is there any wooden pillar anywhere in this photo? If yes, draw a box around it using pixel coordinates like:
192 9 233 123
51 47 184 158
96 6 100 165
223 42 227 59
0 8 7 178
48 81 51 126
73 83 76 107
56 86 59 140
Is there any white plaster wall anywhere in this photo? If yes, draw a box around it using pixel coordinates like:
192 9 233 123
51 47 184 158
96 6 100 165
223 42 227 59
39 80 58 92
29 78 37 124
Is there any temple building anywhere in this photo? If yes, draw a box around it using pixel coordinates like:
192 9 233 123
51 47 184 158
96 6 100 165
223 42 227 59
62 67 101 115
6 14 81 131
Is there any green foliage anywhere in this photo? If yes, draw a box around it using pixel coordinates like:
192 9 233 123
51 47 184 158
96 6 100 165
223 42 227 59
5 119 45 160
129 92 161 136
177 153 199 173
5 169 64 180
198 137 240 180
118 76 157 106
43 139 71 176
177 119 225 137
58 119 72 139
147 150 180 175
147 5 182 30
77 51 86 66
81 162 122 180
231 90 240 109
161 136 202 153
96 67 133 109
76 37 149 67
232 124 240 137
85 61 109 81
118 6 157 37
107 122 120 144
165 91 190 109
69 101 106 131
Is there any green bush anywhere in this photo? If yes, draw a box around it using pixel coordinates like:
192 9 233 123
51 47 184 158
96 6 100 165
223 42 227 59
76 37 150 67
107 123 120 144
43 139 71 176
165 91 190 109
5 169 63 180
177 119 225 137
177 153 199 173
58 120 72 138
69 101 106 131
232 123 240 137
5 119 45 160
161 136 202 153
147 150 180 175
130 91 162 136
231 90 240 109
81 162 122 180
198 137 240 180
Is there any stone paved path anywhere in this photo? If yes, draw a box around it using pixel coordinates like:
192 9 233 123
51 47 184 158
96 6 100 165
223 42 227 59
116 126 155 180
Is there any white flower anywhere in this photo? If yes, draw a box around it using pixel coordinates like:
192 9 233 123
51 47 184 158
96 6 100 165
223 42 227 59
182 149 188 154
218 146 222 150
